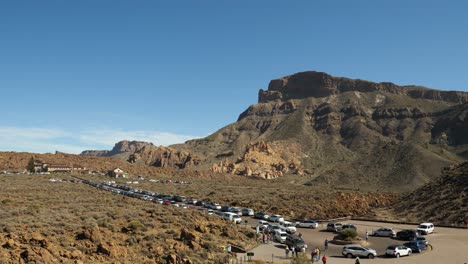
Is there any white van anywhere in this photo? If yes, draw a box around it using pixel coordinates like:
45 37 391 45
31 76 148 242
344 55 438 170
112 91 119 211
222 212 242 224
417 223 434 235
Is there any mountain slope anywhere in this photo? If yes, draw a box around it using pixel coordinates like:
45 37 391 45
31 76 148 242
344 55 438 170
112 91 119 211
178 71 468 191
393 162 468 223
82 71 468 192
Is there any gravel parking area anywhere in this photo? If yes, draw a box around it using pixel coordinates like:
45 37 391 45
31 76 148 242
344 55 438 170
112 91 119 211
241 220 468 264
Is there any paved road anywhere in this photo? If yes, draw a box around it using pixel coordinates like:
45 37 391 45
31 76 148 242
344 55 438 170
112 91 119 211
240 220 468 264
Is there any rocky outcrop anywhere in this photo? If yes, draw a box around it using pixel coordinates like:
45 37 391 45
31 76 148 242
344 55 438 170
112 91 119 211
262 71 468 103
131 145 200 169
80 150 109 157
372 107 427 119
81 140 154 157
211 141 303 179
431 103 468 145
238 101 296 121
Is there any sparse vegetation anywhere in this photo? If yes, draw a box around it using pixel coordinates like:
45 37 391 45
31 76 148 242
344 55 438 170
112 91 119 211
339 228 358 241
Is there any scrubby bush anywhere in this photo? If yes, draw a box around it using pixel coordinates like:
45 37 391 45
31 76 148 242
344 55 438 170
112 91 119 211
339 228 358 241
290 253 310 264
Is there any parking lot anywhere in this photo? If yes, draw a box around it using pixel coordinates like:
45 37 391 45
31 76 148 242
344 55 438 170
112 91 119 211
241 220 468 263
76 177 468 264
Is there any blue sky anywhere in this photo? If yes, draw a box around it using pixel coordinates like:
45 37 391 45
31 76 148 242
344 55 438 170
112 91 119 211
1 1 467 153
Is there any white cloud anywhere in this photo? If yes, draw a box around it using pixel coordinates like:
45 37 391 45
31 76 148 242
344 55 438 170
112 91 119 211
0 126 201 154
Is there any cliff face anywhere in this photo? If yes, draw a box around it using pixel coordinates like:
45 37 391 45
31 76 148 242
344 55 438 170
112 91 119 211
260 71 468 103
81 141 154 157
177 71 468 191
80 71 468 192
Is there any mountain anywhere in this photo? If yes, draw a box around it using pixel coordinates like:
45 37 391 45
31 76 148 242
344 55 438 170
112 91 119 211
83 71 468 192
81 140 200 169
393 162 468 223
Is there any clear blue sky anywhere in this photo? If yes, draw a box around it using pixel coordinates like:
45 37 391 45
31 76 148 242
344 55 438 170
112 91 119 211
1 1 467 153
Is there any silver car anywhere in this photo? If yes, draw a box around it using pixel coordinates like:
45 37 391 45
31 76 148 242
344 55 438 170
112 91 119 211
342 245 377 259
373 227 396 237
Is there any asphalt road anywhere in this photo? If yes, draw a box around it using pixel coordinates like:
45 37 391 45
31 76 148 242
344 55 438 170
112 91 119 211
239 220 468 264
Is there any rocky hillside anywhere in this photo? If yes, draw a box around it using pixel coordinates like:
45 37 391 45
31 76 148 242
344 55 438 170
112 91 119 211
82 71 468 192
393 162 468 223
81 140 200 169
179 71 468 191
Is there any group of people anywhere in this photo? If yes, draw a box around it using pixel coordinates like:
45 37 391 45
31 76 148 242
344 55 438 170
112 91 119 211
283 239 329 263
261 232 272 244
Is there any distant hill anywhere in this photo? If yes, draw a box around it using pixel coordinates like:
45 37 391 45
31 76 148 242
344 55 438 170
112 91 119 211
82 71 468 192
393 162 468 223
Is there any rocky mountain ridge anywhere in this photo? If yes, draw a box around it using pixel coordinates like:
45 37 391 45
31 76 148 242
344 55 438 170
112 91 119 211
81 71 468 192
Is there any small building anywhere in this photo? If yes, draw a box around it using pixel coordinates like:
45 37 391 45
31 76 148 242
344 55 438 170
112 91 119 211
33 160 43 172
108 167 127 178
72 164 86 171
47 164 72 173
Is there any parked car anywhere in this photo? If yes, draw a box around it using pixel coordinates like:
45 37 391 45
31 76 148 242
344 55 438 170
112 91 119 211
279 221 297 234
241 208 255 216
403 241 427 253
342 224 357 231
229 207 243 215
385 245 412 258
373 227 396 237
396 229 420 240
257 220 269 231
274 230 288 243
417 223 434 235
221 212 242 224
254 212 270 220
163 200 171 205
415 236 429 246
187 199 197 204
266 224 281 234
195 201 205 207
221 206 232 212
207 209 214 215
327 222 343 232
208 202 221 210
285 234 307 252
296 220 319 229
173 195 186 202
268 214 284 223
342 245 377 259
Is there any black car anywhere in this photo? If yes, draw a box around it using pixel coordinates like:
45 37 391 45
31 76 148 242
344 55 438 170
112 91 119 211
285 235 307 252
342 224 357 231
195 201 205 207
221 206 232 212
396 229 419 240
173 196 186 202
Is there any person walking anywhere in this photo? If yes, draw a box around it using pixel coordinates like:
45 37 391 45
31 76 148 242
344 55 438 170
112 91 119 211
365 232 369 242
321 255 327 264
355 256 360 264
324 239 329 250
285 246 290 258
291 246 295 257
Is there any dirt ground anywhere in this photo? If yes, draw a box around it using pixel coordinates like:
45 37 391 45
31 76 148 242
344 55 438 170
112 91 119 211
240 220 468 264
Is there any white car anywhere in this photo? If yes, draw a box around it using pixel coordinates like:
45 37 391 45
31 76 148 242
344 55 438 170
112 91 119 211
297 220 319 229
257 220 269 231
417 223 434 235
274 230 288 243
280 221 297 234
268 214 284 223
241 208 255 216
385 245 412 258
373 227 396 237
